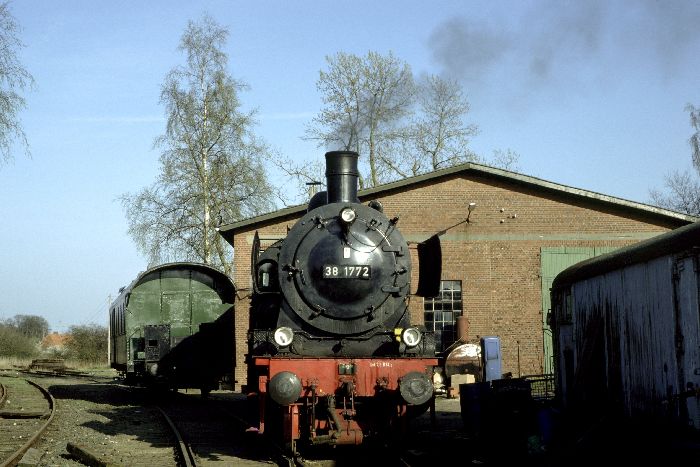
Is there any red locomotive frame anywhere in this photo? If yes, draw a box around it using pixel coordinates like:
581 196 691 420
254 356 438 447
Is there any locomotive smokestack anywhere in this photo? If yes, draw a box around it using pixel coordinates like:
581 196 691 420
325 151 359 204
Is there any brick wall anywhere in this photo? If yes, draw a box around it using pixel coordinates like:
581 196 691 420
228 173 681 388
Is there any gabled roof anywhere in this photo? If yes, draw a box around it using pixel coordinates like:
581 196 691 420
218 161 698 245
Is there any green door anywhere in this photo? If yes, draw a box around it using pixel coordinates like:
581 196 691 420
540 247 618 374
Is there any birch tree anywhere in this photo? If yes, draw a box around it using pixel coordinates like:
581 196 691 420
304 52 505 189
398 74 480 177
649 104 700 216
0 1 33 167
122 16 274 274
305 51 414 188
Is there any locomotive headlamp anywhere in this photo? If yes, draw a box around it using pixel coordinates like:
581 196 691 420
273 326 294 347
339 207 356 224
401 327 422 347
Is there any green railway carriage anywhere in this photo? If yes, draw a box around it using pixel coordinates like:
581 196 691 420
109 262 236 393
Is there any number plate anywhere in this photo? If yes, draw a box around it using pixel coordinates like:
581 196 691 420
323 265 371 279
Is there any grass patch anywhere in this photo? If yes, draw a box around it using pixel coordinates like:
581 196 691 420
0 356 117 377
0 356 33 370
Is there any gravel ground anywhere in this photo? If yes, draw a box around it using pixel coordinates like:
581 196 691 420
1 368 179 467
6 364 605 467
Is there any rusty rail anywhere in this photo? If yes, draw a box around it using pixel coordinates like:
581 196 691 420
0 378 56 467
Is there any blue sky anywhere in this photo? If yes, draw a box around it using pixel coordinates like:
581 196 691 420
0 0 698 333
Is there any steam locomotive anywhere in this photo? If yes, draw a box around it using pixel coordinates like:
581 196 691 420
246 151 441 455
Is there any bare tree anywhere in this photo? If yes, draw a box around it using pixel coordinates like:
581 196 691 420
265 151 326 206
688 104 700 173
295 51 523 201
0 323 37 358
649 104 700 216
649 170 700 216
304 52 512 191
121 16 275 274
399 74 480 176
5 314 49 339
489 148 521 172
397 74 520 176
305 51 414 188
0 1 33 167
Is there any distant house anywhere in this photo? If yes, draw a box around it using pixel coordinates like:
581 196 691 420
41 332 69 353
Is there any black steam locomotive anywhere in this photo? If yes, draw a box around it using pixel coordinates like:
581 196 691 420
246 151 440 455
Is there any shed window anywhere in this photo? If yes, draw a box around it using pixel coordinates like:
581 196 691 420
424 280 462 353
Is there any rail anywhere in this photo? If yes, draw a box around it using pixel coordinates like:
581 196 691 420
0 377 56 467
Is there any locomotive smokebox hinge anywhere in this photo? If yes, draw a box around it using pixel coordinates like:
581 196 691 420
366 218 381 231
382 245 404 256
382 285 401 295
341 225 352 246
282 263 306 284
282 263 298 276
313 215 327 229
394 266 407 275
309 304 325 319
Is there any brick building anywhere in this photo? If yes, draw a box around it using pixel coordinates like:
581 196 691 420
218 162 696 388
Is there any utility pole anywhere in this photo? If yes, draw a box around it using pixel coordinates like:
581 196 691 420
106 294 112 365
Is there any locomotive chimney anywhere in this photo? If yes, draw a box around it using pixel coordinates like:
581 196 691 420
325 151 359 204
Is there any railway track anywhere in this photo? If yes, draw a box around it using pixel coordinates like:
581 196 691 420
0 371 472 467
0 376 55 467
29 373 180 466
155 390 468 467
154 390 277 466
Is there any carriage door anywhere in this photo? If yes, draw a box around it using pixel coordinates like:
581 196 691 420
673 253 700 428
144 324 171 362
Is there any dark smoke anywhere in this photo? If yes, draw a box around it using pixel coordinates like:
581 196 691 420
428 17 511 85
428 1 700 98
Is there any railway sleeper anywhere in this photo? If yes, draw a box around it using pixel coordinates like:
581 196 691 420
0 410 49 419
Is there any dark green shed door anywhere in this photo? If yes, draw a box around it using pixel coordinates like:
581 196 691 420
540 246 618 374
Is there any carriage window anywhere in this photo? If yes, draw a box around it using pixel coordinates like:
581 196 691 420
556 290 573 324
424 280 462 353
